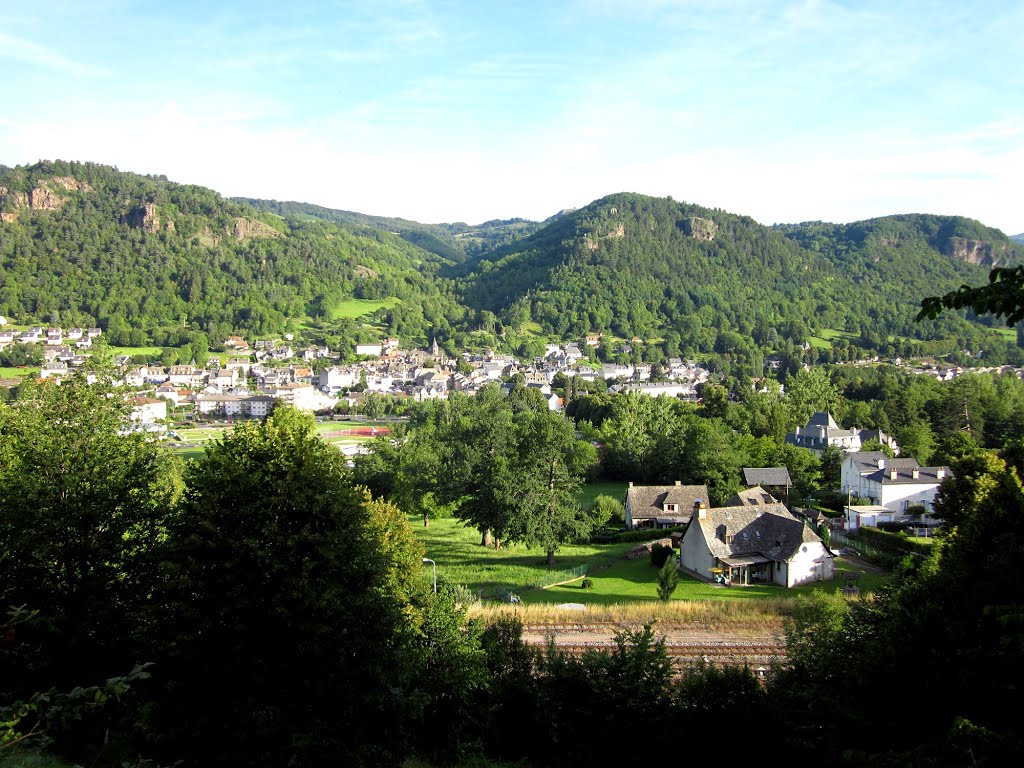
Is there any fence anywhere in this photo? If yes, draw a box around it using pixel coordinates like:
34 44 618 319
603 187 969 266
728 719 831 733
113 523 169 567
831 530 899 568
486 564 589 603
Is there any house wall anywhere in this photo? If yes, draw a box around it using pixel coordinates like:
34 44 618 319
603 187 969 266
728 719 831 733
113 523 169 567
679 522 715 578
878 482 941 512
785 542 834 587
773 561 788 587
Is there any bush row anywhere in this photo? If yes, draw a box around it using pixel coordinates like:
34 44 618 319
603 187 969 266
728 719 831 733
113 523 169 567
590 525 686 544
852 526 934 557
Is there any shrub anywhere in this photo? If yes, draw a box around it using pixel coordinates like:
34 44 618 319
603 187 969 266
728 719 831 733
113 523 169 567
581 578 593 590
650 543 674 567
878 521 912 534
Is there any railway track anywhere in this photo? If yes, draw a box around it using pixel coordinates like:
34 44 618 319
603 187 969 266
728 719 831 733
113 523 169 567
518 623 787 669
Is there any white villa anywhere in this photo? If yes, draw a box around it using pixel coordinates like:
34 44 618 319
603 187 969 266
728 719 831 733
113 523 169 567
679 501 834 587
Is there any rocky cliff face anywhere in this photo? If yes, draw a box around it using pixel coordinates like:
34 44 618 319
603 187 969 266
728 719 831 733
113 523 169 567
681 216 717 241
121 202 175 234
943 236 1004 268
230 217 282 240
0 176 91 221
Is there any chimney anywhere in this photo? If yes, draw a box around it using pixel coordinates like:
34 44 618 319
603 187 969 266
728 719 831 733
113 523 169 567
889 468 898 481
675 480 681 486
694 500 708 520
628 481 633 488
911 468 919 480
877 457 885 470
937 468 946 480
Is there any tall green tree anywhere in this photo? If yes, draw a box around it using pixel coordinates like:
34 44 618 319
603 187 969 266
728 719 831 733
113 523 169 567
507 408 598 565
148 406 427 766
0 375 179 700
784 366 842 426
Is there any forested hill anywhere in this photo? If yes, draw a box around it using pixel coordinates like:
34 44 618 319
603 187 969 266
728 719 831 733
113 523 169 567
0 160 466 346
2 162 1022 367
233 196 545 262
459 192 1023 367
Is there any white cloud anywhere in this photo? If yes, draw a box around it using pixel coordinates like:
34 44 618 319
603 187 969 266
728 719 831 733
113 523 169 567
0 31 106 76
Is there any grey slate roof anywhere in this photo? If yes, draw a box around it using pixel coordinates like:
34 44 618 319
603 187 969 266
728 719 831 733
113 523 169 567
626 483 710 522
807 411 840 429
864 465 951 485
727 486 779 506
847 451 919 474
693 503 821 562
743 467 793 487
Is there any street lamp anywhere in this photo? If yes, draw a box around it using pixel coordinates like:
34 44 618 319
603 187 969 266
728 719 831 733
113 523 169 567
422 557 437 594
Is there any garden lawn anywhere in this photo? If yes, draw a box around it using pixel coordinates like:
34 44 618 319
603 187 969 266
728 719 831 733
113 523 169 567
412 514 635 597
0 367 35 377
166 446 208 461
523 554 889 605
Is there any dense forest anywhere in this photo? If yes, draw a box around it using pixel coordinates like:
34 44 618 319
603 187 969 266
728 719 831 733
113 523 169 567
3 373 1023 767
458 192 1024 373
233 196 547 262
0 161 466 349
2 161 1022 374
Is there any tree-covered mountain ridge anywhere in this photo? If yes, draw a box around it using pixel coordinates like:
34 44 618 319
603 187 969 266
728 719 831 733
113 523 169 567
232 195 552 263
457 192 1023 364
0 160 467 346
2 161 1021 365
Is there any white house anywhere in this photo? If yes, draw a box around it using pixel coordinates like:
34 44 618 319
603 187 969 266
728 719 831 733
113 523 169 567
355 342 384 357
608 381 698 400
129 396 167 425
844 504 906 532
786 411 862 454
841 452 949 513
679 502 834 587
39 361 69 379
318 366 357 391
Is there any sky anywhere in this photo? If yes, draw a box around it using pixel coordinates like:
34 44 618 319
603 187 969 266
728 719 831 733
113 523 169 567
2 0 1022 232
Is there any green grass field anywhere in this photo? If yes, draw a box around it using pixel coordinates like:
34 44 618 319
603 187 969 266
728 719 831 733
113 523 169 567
413 513 636 596
328 297 401 320
526 555 887 605
992 327 1017 341
808 327 856 350
163 419 385 459
413 482 890 601
108 345 165 357
0 366 36 377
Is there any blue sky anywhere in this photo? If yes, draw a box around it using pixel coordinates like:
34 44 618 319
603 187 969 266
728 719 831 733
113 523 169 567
2 0 1021 232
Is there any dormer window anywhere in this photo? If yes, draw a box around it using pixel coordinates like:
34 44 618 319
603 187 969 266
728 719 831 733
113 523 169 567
664 503 677 513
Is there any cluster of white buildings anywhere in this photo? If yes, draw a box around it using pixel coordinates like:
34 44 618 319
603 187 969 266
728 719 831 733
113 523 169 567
0 326 104 379
4 327 715 420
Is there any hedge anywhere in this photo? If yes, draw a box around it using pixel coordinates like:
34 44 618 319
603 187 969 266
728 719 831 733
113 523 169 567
852 526 934 557
590 525 686 544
